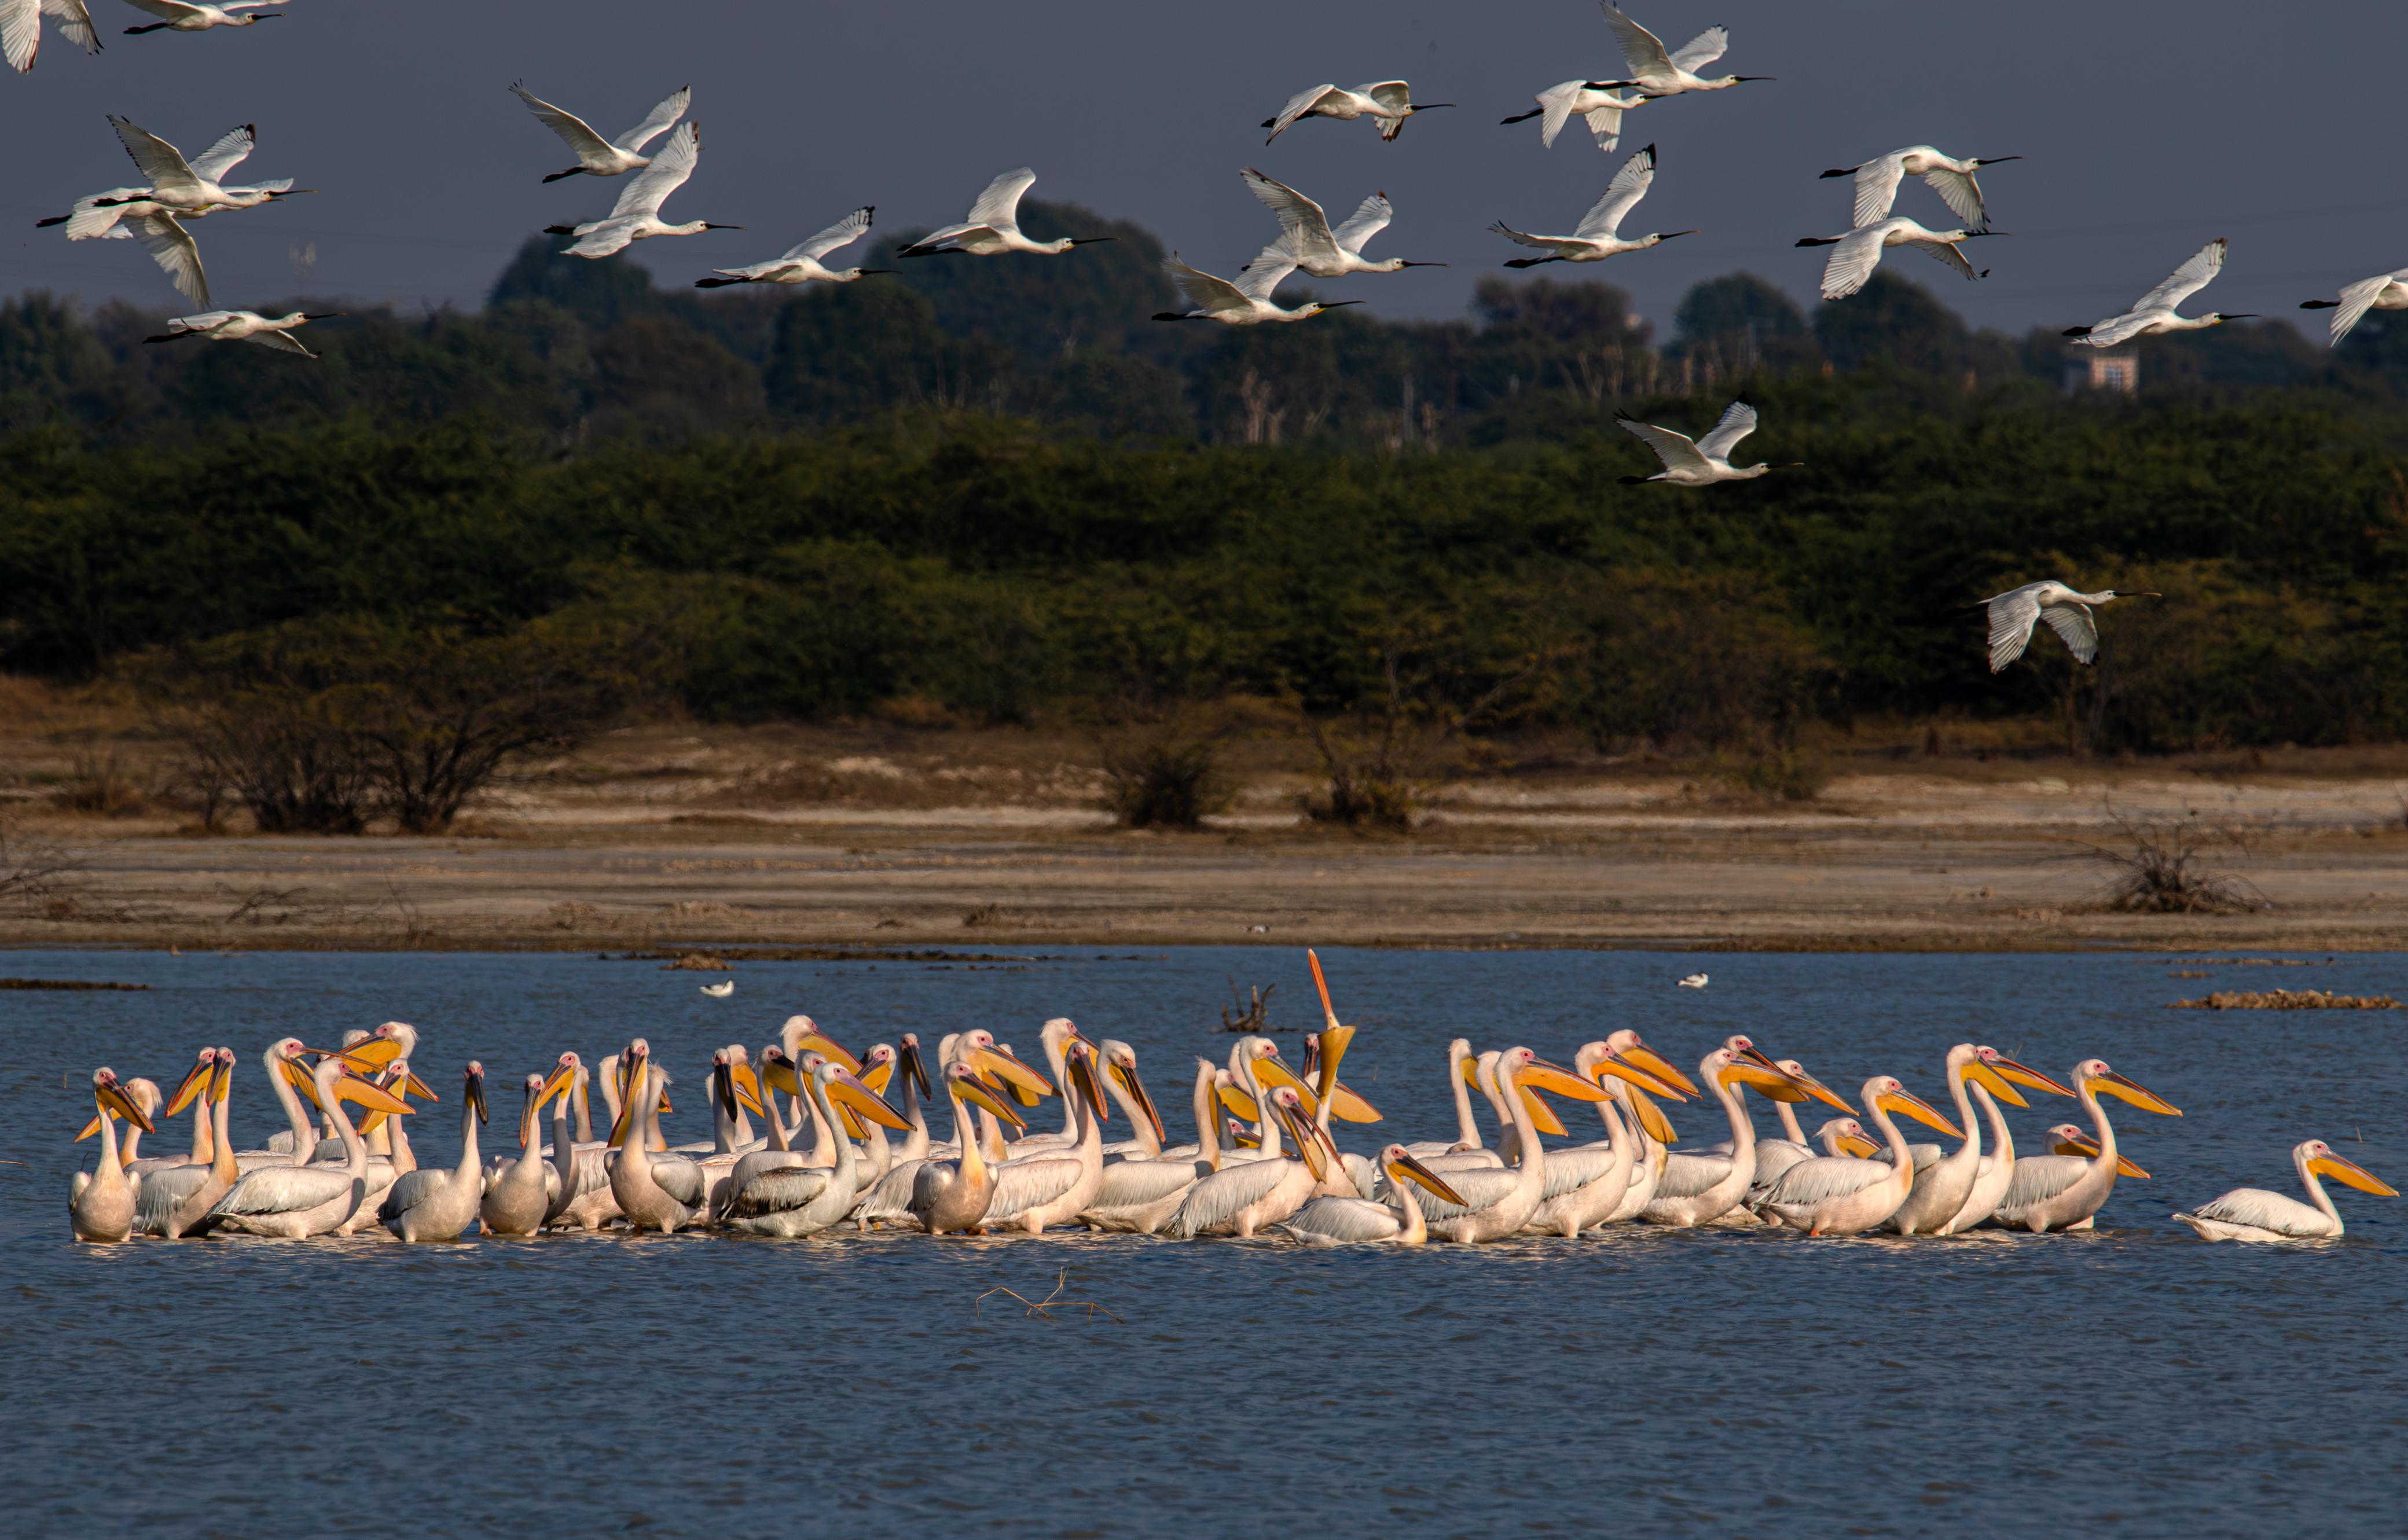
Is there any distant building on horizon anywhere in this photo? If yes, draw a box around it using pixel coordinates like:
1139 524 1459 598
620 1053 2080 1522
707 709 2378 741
2065 346 2139 395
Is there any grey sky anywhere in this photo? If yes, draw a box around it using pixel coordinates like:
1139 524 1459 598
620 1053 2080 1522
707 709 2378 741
8 2 2399 343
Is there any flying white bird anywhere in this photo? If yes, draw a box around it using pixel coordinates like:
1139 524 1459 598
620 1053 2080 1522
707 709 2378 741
2066 238 2252 347
1615 399 1801 487
1261 80 1449 144
1499 81 1648 153
1238 170 1441 278
122 212 210 305
1796 216 1995 300
895 168 1115 258
700 980 735 998
544 123 739 259
511 81 691 182
2300 267 2408 345
2 0 98 72
143 308 337 358
1677 973 1709 989
119 0 282 33
1819 146 2020 230
1492 144 1693 267
1980 580 2160 673
696 206 893 287
1592 7 1772 96
39 123 302 240
1152 247 1361 326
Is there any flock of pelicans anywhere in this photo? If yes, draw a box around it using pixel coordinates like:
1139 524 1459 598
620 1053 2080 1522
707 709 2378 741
67 954 2395 1248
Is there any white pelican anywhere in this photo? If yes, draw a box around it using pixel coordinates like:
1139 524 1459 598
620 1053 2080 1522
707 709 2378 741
1410 1046 1614 1242
1276 1146 1467 1245
1500 82 1647 153
1887 1046 2069 1236
120 1050 210 1179
1152 245 1359 326
234 1037 339 1168
1594 8 1771 96
1796 216 1995 300
1239 171 1442 279
483 1064 577 1236
1261 81 1448 144
1819 147 2020 230
724 1056 909 1237
697 207 893 288
1993 1060 2182 1233
2174 1141 2393 1242
1403 1038 1490 1160
1641 1043 1826 1226
1616 398 1800 487
1001 1018 1092 1155
1601 1074 1672 1223
895 168 1115 258
1092 1039 1168 1158
542 1057 619 1230
2066 238 2251 346
2301 269 2408 344
1492 144 1693 268
134 1049 238 1237
197 1053 412 1236
1722 1057 1855 1193
1755 1077 1965 1236
1981 580 2160 673
907 1062 1032 1234
1936 1050 2075 1236
544 124 739 259
1166 1086 1331 1238
1524 1040 1686 1236
1079 1057 1223 1235
511 81 691 182
143 308 339 358
120 0 280 33
983 1042 1113 1234
606 1043 704 1233
68 1068 155 1241
2 0 97 72
378 1063 489 1243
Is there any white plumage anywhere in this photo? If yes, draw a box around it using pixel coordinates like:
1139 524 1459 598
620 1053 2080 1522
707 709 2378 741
2067 238 2245 347
1492 144 1692 267
512 80 691 181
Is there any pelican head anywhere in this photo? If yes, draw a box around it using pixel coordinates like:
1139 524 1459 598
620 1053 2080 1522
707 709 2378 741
464 1063 489 1126
945 1062 1026 1129
1267 1087 1328 1178
165 1048 217 1116
1971 1047 2072 1106
1100 1039 1165 1142
2075 1059 2182 1116
1820 1118 1881 1159
1065 1042 1112 1123
898 1034 933 1100
1864 1075 1962 1139
2301 1141 2396 1197
1502 1045 1610 1103
1381 1144 1466 1207
825 1060 912 1131
1604 1030 1699 1096
961 1031 1053 1101
1721 1035 1783 1074
90 1068 156 1133
518 1072 549 1146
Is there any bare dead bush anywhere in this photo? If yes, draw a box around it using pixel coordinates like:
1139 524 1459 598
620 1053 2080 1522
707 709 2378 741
0 816 82 912
1097 719 1229 830
2073 808 2266 914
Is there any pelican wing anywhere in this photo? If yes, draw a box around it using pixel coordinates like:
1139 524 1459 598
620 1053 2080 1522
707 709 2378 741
648 1153 706 1207
854 1157 926 1223
2039 602 2099 664
1996 1153 2087 1216
186 123 256 185
966 167 1036 230
1819 224 1889 300
1091 1156 1205 1211
1576 145 1654 239
512 83 614 161
610 121 697 217
133 1164 211 1232
728 1163 835 1216
1653 1151 1732 1201
376 1168 446 1222
2134 238 2225 314
1693 399 1759 461
1601 5 1673 78
611 85 691 154
124 214 211 308
1275 1195 1403 1244
1167 1157 1291 1236
2183 1186 2328 1237
41 0 94 54
905 1157 959 1214
1849 153 1908 228
2326 270 2407 344
1266 83 1338 142
1921 165 1988 229
111 116 204 203
1984 583 2046 672
1537 1142 1624 1199
1401 1163 1520 1223
209 1162 355 1217
1242 168 1338 262
1759 1154 1891 1206
985 1152 1083 1221
785 206 872 263
2 0 39 72
1615 414 1709 475
1330 192 1392 255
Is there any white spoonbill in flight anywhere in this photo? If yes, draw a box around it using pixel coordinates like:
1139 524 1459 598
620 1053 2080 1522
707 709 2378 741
1820 146 2020 230
119 0 281 33
1500 82 1647 153
1592 7 1772 97
1261 80 1449 144
696 206 893 287
896 168 1115 258
2 0 98 72
1491 144 1692 267
1616 399 1801 486
2066 238 2252 346
2172 1140 2396 1242
545 124 740 259
1239 170 1442 278
2300 267 2408 345
38 123 302 240
1153 245 1360 326
1980 580 2159 673
144 308 339 358
1797 216 1996 300
511 80 691 182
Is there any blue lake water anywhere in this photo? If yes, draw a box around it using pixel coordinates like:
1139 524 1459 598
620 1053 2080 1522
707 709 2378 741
5 945 2403 1538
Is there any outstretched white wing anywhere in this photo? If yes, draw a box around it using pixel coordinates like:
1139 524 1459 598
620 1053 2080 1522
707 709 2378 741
1984 583 2046 672
1694 399 1759 461
2040 602 2099 664
1819 223 1890 299
1266 82 1338 142
111 116 204 203
610 121 696 218
1921 164 1988 228
42 0 95 54
1850 153 1908 227
511 83 613 161
1616 414 1709 476
1601 5 1673 79
2325 270 2407 344
1360 80 1412 111
1536 81 1585 149
125 213 210 307
186 123 256 185
1236 240 1300 302
1666 24 1728 73
2132 238 2225 314
1165 255 1256 317
967 167 1037 231
1576 144 1654 238
785 205 872 263
1489 220 1579 255
1582 98 1631 152
1329 191 1392 255
1 0 40 72
1917 237 1981 282
611 84 691 154
243 328 315 359
1241 168 1338 264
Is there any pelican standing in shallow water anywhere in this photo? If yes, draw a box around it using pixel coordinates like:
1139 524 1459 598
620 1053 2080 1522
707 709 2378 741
1166 1086 1331 1238
379 1063 489 1243
1276 1145 1466 1245
483 1064 576 1236
1754 1077 1965 1236
197 1054 413 1237
1885 1046 2068 1236
908 1063 1032 1234
1992 1060 2182 1233
1642 1043 1826 1227
2172 1141 2395 1242
1410 1046 1614 1242
135 1049 239 1237
69 1069 156 1242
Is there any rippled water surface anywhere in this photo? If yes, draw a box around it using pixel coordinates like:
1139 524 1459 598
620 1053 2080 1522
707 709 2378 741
6 946 2403 1538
